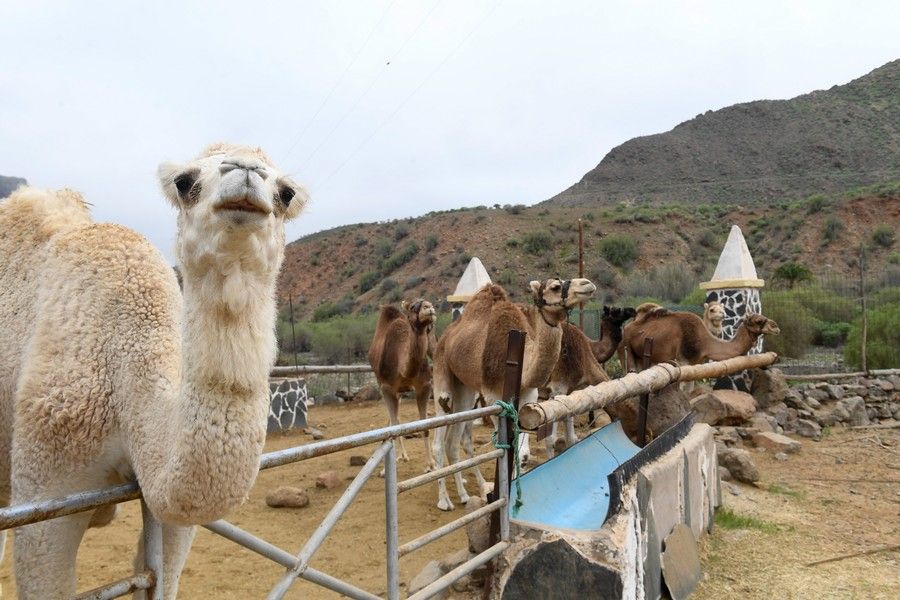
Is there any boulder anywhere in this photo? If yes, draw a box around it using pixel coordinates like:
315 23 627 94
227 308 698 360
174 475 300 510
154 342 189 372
317 393 342 405
831 403 850 423
464 497 491 553
784 393 810 411
841 396 870 427
825 384 845 401
803 388 830 404
752 431 801 454
718 448 759 483
814 410 837 428
265 487 310 508
353 384 382 402
606 384 690 442
408 560 446 599
690 390 755 425
767 402 790 427
794 419 822 440
349 455 367 466
844 384 868 398
440 548 473 572
305 427 326 440
751 368 789 409
315 471 343 490
718 466 733 482
750 414 777 433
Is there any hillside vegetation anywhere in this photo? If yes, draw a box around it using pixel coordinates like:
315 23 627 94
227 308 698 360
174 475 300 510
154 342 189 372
548 59 900 207
0 175 26 199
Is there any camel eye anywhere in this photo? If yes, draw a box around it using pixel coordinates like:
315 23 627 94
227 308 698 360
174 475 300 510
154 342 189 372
276 184 295 207
174 169 199 199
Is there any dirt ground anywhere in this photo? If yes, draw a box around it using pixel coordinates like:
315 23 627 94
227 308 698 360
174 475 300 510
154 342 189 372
1 400 897 599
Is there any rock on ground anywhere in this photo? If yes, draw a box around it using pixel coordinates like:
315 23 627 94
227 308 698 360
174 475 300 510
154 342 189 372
718 447 759 483
408 560 446 599
751 368 790 409
794 419 822 440
315 471 343 489
464 497 491 554
752 431 801 454
265 487 310 508
353 384 382 402
691 390 756 425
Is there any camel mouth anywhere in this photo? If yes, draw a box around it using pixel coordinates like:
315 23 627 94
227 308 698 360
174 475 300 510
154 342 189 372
215 197 270 216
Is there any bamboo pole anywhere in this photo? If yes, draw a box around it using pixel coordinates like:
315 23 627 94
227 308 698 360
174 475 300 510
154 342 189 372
518 352 778 430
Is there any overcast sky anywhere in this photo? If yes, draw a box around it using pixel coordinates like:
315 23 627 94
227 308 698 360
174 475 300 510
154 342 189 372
2 1 898 263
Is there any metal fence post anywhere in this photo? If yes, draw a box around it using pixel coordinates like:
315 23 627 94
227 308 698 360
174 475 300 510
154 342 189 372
141 500 164 600
384 442 400 600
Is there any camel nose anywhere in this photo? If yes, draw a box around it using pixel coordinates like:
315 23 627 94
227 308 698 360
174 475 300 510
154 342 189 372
220 159 268 180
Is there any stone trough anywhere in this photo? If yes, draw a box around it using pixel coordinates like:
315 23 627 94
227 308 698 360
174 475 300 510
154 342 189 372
491 413 719 600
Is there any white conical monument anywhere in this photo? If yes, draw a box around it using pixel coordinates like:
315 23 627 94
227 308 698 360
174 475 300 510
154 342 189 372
700 225 765 392
447 257 492 320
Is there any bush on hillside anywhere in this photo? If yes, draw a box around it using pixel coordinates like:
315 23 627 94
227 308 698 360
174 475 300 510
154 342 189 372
381 242 418 273
358 270 381 293
504 204 526 215
844 302 900 369
623 264 695 303
311 297 355 322
821 216 843 246
772 262 812 288
871 225 895 248
521 231 554 255
599 234 638 269
424 234 439 252
394 224 410 241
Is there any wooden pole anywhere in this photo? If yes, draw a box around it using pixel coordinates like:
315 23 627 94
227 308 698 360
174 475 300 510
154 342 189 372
519 352 778 430
859 244 868 375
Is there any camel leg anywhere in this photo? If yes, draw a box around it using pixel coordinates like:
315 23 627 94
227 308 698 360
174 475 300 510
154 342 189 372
381 384 408 464
415 383 435 472
133 523 196 600
445 421 470 505
460 419 487 497
565 416 578 447
432 423 453 511
545 421 560 458
14 511 91 599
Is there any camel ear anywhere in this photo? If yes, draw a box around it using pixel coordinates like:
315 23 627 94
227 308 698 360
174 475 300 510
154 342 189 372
276 176 308 221
703 302 709 310
158 161 188 208
401 300 409 311
528 280 542 297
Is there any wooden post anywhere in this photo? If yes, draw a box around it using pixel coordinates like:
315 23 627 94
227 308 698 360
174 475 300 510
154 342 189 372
860 244 868 374
637 337 653 446
484 330 526 598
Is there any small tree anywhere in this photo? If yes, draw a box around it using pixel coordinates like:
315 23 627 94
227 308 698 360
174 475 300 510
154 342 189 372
772 262 812 288
599 234 638 269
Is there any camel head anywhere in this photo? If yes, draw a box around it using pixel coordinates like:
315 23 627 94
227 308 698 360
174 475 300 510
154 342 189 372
401 299 436 330
158 143 308 292
742 313 781 336
703 301 726 325
603 305 637 325
529 277 596 318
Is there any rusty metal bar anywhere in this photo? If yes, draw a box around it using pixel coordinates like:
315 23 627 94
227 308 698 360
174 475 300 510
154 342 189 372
203 520 380 600
397 449 503 494
270 364 372 376
73 572 154 600
398 498 506 557
260 405 499 470
267 440 391 600
408 541 511 600
638 337 653 447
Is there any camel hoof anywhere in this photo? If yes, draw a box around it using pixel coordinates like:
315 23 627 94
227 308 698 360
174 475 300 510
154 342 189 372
400 454 410 463
424 463 436 473
481 482 494 497
458 492 471 505
437 498 454 512
379 468 386 478
438 396 451 414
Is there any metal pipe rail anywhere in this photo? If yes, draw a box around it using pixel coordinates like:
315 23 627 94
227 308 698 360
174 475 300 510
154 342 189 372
270 364 373 376
519 352 779 430
0 403 511 600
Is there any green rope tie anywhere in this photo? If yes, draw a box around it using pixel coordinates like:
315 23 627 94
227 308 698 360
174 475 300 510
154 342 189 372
492 400 524 516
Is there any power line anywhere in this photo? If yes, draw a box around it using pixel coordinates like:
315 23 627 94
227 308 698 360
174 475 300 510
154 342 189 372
280 0 397 163
316 0 502 191
301 0 444 168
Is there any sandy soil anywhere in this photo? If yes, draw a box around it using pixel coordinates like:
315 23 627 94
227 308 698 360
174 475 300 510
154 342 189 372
1 400 897 599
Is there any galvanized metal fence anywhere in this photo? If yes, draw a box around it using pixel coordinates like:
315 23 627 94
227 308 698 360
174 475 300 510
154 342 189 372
0 404 513 599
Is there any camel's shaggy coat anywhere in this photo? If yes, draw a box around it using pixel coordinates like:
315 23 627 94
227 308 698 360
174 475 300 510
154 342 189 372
368 300 437 469
0 143 306 599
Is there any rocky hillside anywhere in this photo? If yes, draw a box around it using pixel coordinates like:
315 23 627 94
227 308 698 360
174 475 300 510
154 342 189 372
278 186 899 318
0 175 26 199
548 60 900 207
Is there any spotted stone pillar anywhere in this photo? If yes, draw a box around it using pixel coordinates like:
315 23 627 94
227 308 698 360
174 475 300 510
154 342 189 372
704 288 763 392
267 377 309 432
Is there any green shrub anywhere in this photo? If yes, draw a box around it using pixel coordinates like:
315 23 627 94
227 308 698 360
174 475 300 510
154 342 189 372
790 285 858 323
424 234 439 252
505 238 519 248
680 287 707 306
358 270 381 293
599 234 638 269
308 315 378 363
521 231 554 255
821 216 843 245
872 225 895 248
772 262 812 288
696 230 717 248
889 252 900 265
354 236 367 247
761 291 817 358
380 278 398 294
312 297 355 322
814 321 851 347
870 287 900 308
394 224 409 241
504 204 526 215
381 242 418 273
374 237 392 259
404 275 424 290
805 194 829 214
623 264 694 303
844 302 900 369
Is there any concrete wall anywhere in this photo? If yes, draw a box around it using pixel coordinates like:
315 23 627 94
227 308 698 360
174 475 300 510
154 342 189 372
494 424 719 600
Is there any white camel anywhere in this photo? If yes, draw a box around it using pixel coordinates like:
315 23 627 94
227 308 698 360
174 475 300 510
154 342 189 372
0 143 306 599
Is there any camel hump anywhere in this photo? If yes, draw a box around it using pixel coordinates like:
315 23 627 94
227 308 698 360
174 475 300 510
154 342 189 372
377 304 404 325
1 186 93 234
465 284 509 316
633 302 668 323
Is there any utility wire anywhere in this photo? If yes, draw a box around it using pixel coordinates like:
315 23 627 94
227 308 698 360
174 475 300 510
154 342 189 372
281 0 397 162
301 0 444 168
316 0 502 191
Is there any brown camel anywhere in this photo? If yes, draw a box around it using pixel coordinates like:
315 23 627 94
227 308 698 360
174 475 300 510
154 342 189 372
618 306 780 371
368 299 437 470
432 278 596 510
703 301 726 338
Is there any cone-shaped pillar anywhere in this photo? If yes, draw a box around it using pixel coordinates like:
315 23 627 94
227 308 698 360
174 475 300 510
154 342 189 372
447 257 492 320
